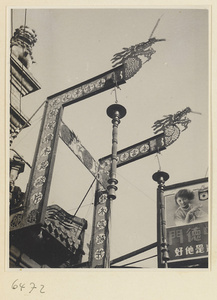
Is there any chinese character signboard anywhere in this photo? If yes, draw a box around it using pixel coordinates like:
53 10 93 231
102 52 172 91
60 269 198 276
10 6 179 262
164 178 208 267
100 132 166 168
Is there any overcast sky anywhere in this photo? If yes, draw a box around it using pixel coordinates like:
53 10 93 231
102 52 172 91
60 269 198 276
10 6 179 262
11 8 208 268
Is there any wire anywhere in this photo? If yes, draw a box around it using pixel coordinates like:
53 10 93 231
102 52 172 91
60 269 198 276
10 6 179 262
67 202 93 213
10 10 13 108
10 149 32 168
11 9 13 37
117 254 157 267
24 9 27 26
116 171 155 202
12 116 42 147
84 202 94 219
111 87 119 104
18 9 28 113
204 167 208 178
18 100 46 132
19 10 27 113
149 15 163 39
111 73 121 104
84 183 95 219
73 178 96 217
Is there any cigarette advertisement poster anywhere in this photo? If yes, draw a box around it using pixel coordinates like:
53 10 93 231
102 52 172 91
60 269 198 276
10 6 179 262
164 178 208 265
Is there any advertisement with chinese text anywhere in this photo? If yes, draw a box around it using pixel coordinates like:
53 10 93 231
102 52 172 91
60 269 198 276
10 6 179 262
164 179 208 264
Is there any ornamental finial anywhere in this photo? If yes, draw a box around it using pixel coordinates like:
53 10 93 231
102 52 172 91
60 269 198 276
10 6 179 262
11 25 37 69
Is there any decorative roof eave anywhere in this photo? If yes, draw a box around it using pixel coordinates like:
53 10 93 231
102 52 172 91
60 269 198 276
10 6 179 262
10 54 41 96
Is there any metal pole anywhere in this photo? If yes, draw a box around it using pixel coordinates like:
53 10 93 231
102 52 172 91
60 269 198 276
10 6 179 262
153 170 170 268
106 104 126 200
88 104 126 268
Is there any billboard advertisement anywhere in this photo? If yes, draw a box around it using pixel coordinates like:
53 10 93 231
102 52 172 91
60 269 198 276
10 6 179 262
164 178 208 265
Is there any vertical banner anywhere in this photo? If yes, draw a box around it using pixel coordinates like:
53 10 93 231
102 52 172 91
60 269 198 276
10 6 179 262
164 178 208 266
10 100 64 231
89 165 111 268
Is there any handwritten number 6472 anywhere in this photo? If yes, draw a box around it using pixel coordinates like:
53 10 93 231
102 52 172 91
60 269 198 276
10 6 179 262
12 279 45 293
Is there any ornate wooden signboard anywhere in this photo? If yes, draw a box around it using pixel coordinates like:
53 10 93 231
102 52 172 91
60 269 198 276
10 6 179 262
10 65 126 231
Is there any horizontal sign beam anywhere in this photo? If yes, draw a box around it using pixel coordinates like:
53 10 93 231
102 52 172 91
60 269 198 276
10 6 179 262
99 132 166 168
47 65 126 107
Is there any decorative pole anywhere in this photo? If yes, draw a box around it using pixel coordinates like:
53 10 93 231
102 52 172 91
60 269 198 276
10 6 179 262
106 103 127 200
88 103 126 268
152 170 170 268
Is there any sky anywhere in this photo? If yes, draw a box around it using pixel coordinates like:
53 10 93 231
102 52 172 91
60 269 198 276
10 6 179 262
10 8 209 268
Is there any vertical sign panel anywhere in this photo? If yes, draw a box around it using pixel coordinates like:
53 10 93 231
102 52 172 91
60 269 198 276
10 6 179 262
89 166 110 268
10 100 63 231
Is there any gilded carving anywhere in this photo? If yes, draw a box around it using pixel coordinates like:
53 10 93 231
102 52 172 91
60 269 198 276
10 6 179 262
130 148 139 157
27 209 39 223
43 133 54 143
140 143 150 153
37 160 49 171
34 175 46 188
94 248 105 260
96 220 107 230
98 206 108 216
40 146 51 156
10 213 23 228
46 120 56 130
99 193 107 204
48 108 59 118
96 234 106 245
31 192 43 205
120 152 129 161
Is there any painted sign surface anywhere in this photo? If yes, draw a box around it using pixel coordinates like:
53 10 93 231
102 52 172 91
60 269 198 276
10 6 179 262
59 121 103 184
164 178 208 264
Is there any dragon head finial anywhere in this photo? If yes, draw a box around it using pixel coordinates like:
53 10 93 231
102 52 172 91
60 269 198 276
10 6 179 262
152 107 201 146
